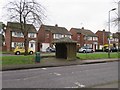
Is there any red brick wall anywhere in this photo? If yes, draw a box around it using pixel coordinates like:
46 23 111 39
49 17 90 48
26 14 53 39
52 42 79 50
5 27 11 51
44 31 52 43
38 25 53 45
38 25 45 43
96 31 108 46
70 28 86 49
70 28 77 41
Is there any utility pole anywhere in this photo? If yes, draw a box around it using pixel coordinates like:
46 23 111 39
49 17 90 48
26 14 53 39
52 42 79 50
118 1 120 54
108 8 116 58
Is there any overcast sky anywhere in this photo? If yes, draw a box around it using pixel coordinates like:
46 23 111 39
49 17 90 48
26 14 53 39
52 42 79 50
0 0 119 33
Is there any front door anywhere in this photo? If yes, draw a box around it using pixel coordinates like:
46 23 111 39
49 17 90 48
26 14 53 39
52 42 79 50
29 40 36 52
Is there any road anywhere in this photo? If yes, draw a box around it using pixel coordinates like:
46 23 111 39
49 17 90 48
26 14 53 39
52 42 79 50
2 61 119 88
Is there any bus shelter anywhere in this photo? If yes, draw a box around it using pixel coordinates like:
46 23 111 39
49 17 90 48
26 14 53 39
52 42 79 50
53 37 77 60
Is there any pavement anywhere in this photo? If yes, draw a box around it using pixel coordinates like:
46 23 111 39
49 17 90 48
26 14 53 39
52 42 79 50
2 54 120 71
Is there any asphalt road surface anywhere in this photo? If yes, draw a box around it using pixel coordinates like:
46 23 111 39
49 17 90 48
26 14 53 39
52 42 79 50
2 61 119 88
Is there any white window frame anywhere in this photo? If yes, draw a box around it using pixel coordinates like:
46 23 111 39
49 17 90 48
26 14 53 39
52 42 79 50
65 35 71 38
12 42 24 48
12 31 24 37
93 37 98 41
28 33 36 38
53 34 62 39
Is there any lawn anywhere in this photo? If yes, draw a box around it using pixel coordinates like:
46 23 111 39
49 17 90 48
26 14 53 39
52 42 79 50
1 55 35 65
1 52 119 66
77 52 119 60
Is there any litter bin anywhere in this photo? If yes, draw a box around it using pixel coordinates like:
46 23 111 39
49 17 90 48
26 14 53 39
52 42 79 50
35 52 41 63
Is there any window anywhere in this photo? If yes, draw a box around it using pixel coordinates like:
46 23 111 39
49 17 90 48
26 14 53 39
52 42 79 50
93 37 98 41
87 37 92 40
65 35 71 38
12 42 24 48
84 36 92 41
46 34 49 38
115 38 118 42
29 33 36 38
13 32 24 37
53 34 62 39
77 35 80 40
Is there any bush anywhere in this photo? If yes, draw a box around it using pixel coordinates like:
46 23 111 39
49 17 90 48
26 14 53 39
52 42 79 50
95 49 103 52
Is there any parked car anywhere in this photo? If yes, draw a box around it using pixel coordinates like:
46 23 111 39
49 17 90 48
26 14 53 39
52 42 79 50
78 46 94 53
46 47 56 52
104 47 118 52
103 44 119 52
14 46 34 55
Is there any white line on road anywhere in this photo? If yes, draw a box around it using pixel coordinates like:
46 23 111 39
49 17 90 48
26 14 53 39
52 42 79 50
41 68 47 70
4 78 21 81
23 75 42 80
64 86 78 88
74 82 85 88
53 72 61 76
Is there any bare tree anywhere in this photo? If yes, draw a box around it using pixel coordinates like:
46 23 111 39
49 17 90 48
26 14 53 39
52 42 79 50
4 0 46 55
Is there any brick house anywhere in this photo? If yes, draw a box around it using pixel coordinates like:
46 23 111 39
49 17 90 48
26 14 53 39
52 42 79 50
38 24 72 52
95 29 110 49
96 29 119 49
5 22 37 52
70 27 98 51
111 32 119 46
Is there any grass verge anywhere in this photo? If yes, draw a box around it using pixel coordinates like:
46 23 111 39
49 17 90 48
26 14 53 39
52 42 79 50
2 55 35 65
77 52 119 60
1 52 119 66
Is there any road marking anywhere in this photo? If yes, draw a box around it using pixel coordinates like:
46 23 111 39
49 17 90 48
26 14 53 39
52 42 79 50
53 72 61 76
41 68 47 70
64 86 78 88
23 76 40 80
4 78 21 81
74 82 85 88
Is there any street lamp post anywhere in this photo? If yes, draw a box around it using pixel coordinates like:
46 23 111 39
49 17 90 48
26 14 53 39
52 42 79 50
108 8 116 58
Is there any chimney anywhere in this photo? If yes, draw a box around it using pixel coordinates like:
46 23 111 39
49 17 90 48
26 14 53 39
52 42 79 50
103 29 105 32
81 27 84 29
55 24 58 27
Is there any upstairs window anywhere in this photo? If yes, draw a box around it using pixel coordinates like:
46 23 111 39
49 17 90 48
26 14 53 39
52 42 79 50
65 35 71 38
84 36 92 41
93 37 98 41
12 32 24 37
46 34 49 38
28 33 36 38
53 34 62 39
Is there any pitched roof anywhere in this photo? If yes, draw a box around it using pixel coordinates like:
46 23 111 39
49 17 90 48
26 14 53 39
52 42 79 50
72 28 97 37
7 22 37 33
53 37 77 43
96 30 110 37
42 24 71 35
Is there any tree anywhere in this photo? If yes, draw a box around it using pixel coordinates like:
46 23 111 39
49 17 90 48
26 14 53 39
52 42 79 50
5 0 46 55
0 34 5 46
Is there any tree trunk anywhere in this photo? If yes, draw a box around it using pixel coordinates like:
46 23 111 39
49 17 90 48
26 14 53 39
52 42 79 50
24 35 29 55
